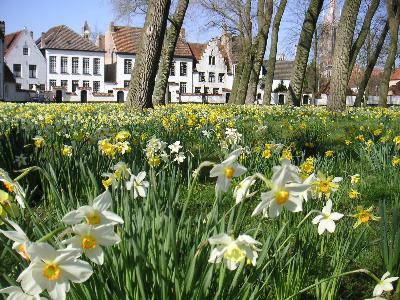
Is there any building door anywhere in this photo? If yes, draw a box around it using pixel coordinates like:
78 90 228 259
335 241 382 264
167 91 171 104
226 93 230 103
278 94 285 105
303 95 309 105
56 90 62 103
117 91 124 103
81 90 87 103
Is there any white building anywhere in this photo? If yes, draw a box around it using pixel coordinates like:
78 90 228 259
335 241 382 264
4 28 46 91
104 23 194 103
37 25 105 102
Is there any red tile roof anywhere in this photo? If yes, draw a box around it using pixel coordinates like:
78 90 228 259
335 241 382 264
390 68 400 81
4 31 22 55
112 26 193 57
188 43 207 63
37 25 103 52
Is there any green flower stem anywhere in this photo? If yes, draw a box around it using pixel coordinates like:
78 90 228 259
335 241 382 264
13 166 41 182
284 269 378 300
37 226 65 243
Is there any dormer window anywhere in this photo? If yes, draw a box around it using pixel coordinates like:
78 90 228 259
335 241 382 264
23 47 29 55
209 56 215 65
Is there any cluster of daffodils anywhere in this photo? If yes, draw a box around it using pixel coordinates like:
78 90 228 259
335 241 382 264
145 137 186 167
0 169 26 222
0 188 123 300
98 130 132 158
102 162 149 199
223 128 242 148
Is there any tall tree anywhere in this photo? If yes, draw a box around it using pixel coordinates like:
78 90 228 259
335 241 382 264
348 0 381 78
287 0 323 106
354 22 388 107
262 0 288 105
152 0 190 105
126 0 172 108
328 0 362 111
244 0 274 104
378 0 400 107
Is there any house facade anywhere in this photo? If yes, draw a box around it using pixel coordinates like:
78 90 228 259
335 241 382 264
37 25 105 101
4 28 46 91
104 23 194 102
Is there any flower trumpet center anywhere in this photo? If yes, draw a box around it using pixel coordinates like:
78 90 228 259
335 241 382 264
319 181 330 193
82 235 97 250
358 212 371 223
224 244 246 263
43 262 61 281
18 244 30 261
2 181 14 193
224 167 235 179
86 212 101 225
275 190 289 205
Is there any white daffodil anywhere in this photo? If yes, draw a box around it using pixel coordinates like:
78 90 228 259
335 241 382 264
0 286 46 300
208 233 261 270
113 161 131 180
0 168 26 208
126 171 149 199
14 154 28 167
225 128 242 145
234 176 256 204
252 168 310 218
18 243 93 300
62 190 123 226
299 173 316 202
372 272 399 297
168 141 183 154
271 159 301 183
174 152 186 164
0 219 32 260
312 199 344 235
202 130 211 138
209 149 247 193
63 224 120 265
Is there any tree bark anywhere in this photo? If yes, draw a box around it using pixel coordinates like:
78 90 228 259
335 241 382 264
328 0 362 112
152 0 189 105
262 0 288 105
126 0 171 109
354 22 388 107
287 0 323 106
378 0 399 107
245 0 274 104
348 0 380 80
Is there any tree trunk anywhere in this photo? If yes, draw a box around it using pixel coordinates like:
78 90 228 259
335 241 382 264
354 22 388 107
328 0 362 112
312 29 318 104
126 0 171 109
378 0 399 107
235 49 253 104
287 0 323 106
245 0 274 104
228 39 245 104
262 0 288 105
152 0 189 105
348 0 380 79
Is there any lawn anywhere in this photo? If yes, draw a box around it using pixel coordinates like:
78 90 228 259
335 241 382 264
0 103 399 300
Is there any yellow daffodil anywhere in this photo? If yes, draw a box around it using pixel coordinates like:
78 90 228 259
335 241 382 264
392 156 400 167
325 150 334 158
351 206 380 228
348 189 360 200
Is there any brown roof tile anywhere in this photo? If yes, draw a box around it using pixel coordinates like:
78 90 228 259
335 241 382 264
391 68 400 81
5 31 22 55
188 43 207 63
37 25 103 52
112 26 193 57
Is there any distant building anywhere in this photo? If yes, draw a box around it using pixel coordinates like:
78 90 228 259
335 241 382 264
4 28 46 91
104 22 194 103
37 24 105 101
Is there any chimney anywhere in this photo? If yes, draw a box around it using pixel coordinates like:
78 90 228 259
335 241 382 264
179 28 186 41
109 21 115 33
96 34 105 50
41 32 46 48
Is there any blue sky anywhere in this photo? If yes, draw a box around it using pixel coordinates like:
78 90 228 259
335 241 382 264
0 0 310 59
